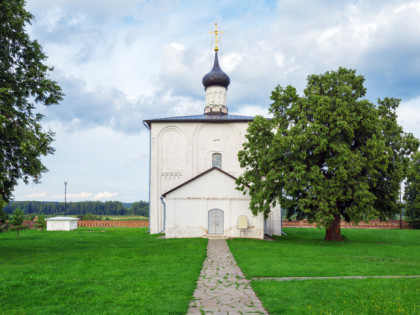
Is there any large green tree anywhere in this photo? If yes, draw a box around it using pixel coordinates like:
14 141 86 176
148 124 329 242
404 151 420 228
0 0 63 204
237 68 419 241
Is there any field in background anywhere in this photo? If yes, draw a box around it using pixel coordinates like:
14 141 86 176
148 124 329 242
228 228 420 314
0 228 207 314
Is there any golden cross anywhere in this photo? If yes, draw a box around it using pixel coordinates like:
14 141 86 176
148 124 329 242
210 22 223 51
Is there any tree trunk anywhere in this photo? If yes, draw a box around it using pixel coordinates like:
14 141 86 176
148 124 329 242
325 213 343 241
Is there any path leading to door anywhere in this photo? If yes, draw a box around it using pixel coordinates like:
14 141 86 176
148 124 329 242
187 239 267 315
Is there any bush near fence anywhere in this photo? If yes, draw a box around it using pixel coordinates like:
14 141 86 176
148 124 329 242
283 219 411 229
23 221 35 229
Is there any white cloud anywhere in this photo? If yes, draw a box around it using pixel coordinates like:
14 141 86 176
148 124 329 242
398 96 420 137
273 52 285 68
222 53 242 72
27 0 420 131
13 126 149 202
94 191 119 200
52 192 93 201
231 105 269 118
23 192 47 199
12 0 420 203
394 2 420 13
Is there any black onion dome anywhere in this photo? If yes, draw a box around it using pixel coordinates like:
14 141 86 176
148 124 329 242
202 51 230 90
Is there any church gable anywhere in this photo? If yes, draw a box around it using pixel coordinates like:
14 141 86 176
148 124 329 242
162 167 247 200
163 167 263 239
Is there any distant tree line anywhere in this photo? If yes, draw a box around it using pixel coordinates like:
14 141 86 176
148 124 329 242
3 201 149 217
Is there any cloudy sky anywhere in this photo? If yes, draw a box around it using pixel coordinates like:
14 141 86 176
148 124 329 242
13 0 420 202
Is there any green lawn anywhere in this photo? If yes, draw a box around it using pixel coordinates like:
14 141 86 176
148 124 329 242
2 227 419 314
252 277 419 314
228 228 420 277
0 228 207 314
228 228 420 314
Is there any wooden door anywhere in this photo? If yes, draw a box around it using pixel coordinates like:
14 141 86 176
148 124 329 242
208 209 224 235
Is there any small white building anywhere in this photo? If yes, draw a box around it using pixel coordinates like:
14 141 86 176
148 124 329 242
46 216 79 231
144 46 282 239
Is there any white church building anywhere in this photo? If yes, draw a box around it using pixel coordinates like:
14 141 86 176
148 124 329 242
144 42 282 239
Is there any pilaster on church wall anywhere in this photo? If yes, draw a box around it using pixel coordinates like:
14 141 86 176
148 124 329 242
150 122 194 233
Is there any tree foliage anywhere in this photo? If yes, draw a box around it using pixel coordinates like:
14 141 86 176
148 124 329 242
372 98 418 220
10 208 27 236
130 201 149 216
34 214 46 230
3 200 149 217
237 68 419 240
0 0 63 204
404 151 420 229
0 200 9 232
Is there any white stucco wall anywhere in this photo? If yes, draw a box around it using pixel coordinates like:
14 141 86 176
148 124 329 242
265 205 282 236
149 121 249 234
164 169 264 239
205 86 227 107
148 119 282 237
46 217 78 231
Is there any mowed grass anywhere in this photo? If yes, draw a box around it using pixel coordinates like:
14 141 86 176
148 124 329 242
0 228 207 314
228 228 420 277
252 277 419 314
228 228 420 314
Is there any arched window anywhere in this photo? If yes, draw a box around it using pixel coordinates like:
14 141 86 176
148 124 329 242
212 153 222 169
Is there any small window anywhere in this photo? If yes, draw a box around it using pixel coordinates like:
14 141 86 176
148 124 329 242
212 153 222 169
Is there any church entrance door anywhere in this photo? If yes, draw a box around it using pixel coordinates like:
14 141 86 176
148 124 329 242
208 209 224 235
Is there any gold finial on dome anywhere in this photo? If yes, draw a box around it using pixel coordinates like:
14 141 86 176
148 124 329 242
210 22 223 52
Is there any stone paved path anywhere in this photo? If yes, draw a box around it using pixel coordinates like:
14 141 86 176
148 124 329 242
187 239 267 315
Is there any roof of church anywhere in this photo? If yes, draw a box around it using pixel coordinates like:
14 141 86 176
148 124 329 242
144 114 254 127
161 167 238 197
202 51 230 90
